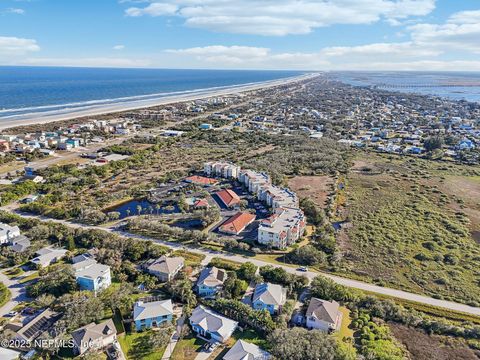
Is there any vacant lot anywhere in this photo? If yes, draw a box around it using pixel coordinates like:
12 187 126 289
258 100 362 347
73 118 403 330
288 175 334 208
389 323 479 360
340 153 480 305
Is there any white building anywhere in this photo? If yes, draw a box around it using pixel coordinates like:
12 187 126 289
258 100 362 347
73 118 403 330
204 161 241 179
305 298 342 332
0 223 21 244
257 207 306 249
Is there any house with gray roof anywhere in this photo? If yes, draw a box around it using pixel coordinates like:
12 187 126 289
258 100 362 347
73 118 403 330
71 319 117 355
143 255 184 282
133 299 173 331
9 235 30 253
189 305 238 343
15 308 61 342
73 258 111 293
251 283 286 315
223 340 271 360
305 297 342 332
196 266 227 298
30 247 68 268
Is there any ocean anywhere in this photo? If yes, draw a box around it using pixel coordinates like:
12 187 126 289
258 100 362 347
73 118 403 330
332 71 480 103
0 67 302 119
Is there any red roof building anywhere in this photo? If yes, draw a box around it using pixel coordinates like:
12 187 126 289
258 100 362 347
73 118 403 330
219 212 256 235
215 189 241 208
184 175 218 186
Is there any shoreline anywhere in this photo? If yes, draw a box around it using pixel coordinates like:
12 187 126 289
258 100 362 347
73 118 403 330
0 73 318 131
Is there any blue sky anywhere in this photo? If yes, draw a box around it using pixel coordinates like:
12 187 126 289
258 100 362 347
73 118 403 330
1 0 480 70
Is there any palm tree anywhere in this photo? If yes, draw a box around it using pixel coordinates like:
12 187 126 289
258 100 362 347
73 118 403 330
136 204 142 216
126 209 131 217
155 203 161 216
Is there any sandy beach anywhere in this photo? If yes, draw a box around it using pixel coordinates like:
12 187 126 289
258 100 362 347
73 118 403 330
0 73 318 131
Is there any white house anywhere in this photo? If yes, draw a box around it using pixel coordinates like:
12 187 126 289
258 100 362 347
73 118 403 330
0 223 21 244
305 298 342 332
31 247 68 268
223 340 271 360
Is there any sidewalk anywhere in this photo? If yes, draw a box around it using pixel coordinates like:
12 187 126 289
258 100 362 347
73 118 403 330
162 332 180 360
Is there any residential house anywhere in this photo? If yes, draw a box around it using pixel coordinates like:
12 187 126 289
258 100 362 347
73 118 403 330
133 299 174 331
223 340 271 360
72 319 117 355
305 298 342 332
143 256 184 282
219 212 256 235
0 223 21 244
9 235 30 253
30 247 68 268
73 258 112 293
15 309 61 342
189 305 238 343
252 283 286 315
196 266 227 298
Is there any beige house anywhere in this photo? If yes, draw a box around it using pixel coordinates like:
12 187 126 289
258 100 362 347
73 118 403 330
71 319 117 355
144 256 184 282
305 298 342 332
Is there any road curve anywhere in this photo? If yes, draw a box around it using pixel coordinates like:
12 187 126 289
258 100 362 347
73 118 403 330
5 209 480 317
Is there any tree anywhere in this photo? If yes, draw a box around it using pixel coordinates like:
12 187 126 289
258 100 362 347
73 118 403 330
148 323 174 349
238 262 257 281
27 264 77 298
55 292 105 331
101 283 135 314
424 136 444 152
310 276 358 302
268 328 354 360
286 245 327 266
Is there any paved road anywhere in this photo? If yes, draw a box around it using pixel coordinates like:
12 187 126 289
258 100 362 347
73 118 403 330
0 269 33 317
4 209 480 317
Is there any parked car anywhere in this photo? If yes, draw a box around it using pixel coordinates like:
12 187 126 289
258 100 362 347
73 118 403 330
6 311 18 317
297 266 308 272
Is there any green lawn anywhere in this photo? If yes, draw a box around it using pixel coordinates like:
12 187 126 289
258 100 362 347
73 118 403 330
18 271 39 284
170 335 206 360
0 282 11 308
336 307 354 340
118 331 166 360
2 267 24 279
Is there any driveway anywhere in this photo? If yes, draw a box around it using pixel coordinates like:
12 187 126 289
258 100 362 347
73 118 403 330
0 269 33 317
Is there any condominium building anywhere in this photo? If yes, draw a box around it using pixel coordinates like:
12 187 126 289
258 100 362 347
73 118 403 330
257 207 306 249
204 161 241 179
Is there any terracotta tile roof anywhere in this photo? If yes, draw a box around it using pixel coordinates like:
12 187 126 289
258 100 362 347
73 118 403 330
194 199 209 208
220 212 256 235
185 175 218 186
216 189 241 207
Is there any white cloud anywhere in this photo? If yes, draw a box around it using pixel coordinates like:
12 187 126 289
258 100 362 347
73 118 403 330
409 9 480 53
113 44 125 50
20 57 151 68
125 0 436 36
125 2 177 17
4 8 25 15
0 36 39 55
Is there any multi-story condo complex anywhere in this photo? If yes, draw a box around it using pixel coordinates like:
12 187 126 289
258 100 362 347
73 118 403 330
204 162 306 249
204 161 241 179
257 207 306 249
